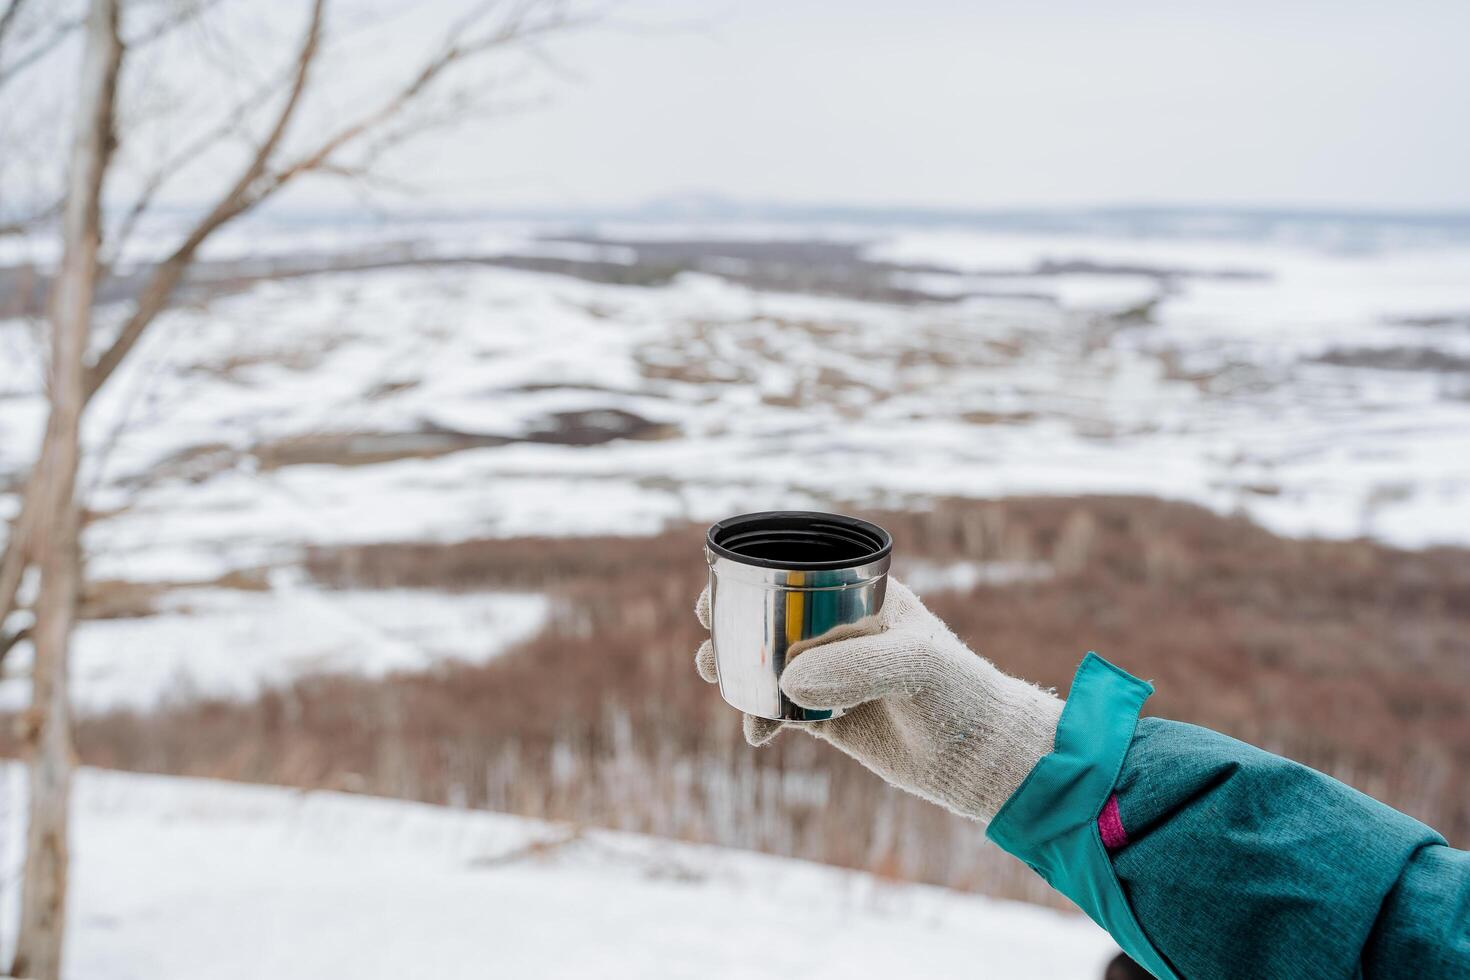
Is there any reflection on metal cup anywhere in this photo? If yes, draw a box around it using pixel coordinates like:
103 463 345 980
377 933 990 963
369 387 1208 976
705 511 892 722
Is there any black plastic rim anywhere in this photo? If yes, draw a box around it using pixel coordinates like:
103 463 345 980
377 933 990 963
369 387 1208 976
706 511 892 571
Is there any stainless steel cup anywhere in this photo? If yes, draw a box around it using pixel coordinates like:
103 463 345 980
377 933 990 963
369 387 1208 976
705 511 892 722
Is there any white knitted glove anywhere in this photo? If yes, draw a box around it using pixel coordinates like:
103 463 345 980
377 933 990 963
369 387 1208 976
695 579 1063 823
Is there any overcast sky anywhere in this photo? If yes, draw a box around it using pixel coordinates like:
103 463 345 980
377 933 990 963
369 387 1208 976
15 0 1463 214
377 0 1470 212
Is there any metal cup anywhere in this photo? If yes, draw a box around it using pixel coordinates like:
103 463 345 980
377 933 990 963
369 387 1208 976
705 511 892 722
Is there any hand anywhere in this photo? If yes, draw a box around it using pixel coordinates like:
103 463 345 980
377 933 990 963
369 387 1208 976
694 579 1063 823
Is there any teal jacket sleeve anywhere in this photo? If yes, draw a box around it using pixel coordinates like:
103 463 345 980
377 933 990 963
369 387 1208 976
1112 718 1469 978
987 655 1470 980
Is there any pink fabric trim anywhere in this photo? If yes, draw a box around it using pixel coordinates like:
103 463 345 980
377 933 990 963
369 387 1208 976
1098 794 1128 850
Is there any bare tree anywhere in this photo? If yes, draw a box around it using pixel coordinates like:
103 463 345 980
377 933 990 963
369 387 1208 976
0 1 587 974
1 0 584 654
0 2 576 628
8 1 119 976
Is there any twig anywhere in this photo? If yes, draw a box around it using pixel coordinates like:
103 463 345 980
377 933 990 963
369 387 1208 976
102 59 299 271
120 0 231 49
0 199 60 237
0 7 84 89
0 0 28 54
85 0 327 398
0 623 30 671
85 0 590 401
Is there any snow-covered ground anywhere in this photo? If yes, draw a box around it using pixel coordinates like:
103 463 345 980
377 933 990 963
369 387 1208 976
0 215 1461 978
0 765 1116 979
0 583 549 714
2 216 1469 711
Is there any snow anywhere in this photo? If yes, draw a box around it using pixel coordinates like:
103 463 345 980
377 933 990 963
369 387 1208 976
0 215 1461 976
0 765 1116 979
896 559 1054 594
0 586 549 714
3 215 1470 711
38 249 1463 567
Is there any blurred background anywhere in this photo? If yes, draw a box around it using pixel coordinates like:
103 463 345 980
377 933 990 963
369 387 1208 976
1 0 1468 977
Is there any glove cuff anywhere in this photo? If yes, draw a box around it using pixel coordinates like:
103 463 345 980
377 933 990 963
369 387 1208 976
932 672 1065 823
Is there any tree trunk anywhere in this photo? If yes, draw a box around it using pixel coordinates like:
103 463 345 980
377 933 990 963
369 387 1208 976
9 1 119 977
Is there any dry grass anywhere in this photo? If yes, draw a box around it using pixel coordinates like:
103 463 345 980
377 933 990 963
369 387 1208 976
19 496 1470 906
80 568 271 619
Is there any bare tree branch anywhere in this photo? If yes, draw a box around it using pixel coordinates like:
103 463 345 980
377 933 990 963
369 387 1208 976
6 0 590 636
0 8 84 90
0 0 29 51
0 622 30 671
0 499 35 642
85 0 326 398
86 0 585 401
102 60 299 270
0 199 60 237
120 0 231 49
0 0 69 234
263 1 579 190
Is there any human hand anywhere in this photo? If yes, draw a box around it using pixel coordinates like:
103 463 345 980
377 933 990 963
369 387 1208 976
694 579 1062 822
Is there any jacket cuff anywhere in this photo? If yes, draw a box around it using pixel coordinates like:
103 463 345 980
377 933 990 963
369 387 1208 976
986 653 1179 980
